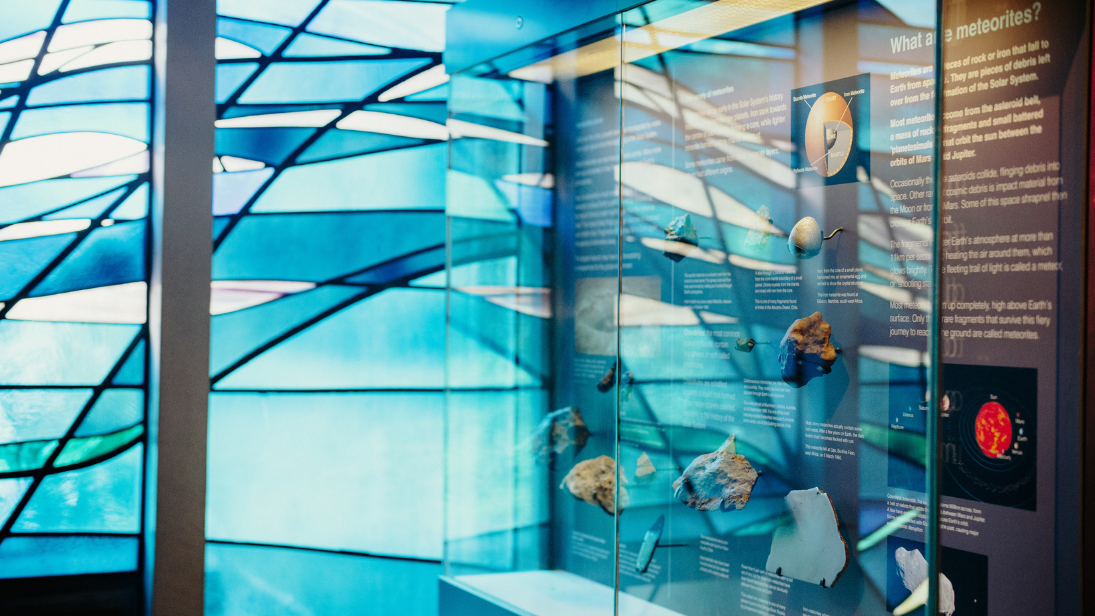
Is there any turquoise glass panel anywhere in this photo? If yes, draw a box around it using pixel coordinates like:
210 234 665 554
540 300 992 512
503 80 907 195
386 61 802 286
217 18 292 54
405 84 448 102
212 211 444 281
0 389 94 444
0 478 32 527
0 176 135 224
238 59 429 104
307 0 447 52
43 187 127 221
206 392 442 557
206 543 440 616
216 127 316 165
111 339 145 385
297 130 425 164
449 78 524 121
13 444 141 532
0 95 17 109
213 216 231 241
210 285 365 377
32 220 146 296
0 322 139 385
364 102 446 124
0 535 138 578
0 235 76 300
27 67 152 106
284 33 390 57
63 0 151 22
218 0 321 27
11 103 151 142
253 144 445 212
216 63 259 104
75 389 143 437
0 1 61 43
109 183 149 220
0 112 9 137
222 104 340 119
213 169 273 216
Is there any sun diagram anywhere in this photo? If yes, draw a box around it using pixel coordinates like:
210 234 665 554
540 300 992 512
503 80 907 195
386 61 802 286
974 402 1012 458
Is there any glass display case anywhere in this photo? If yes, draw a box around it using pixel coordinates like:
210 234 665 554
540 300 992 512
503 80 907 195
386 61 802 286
443 1 940 614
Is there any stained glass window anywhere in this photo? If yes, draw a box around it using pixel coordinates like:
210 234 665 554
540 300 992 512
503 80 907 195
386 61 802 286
0 0 153 580
205 1 452 613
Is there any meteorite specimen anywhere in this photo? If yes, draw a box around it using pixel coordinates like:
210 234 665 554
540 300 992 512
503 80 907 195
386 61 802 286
672 435 759 511
663 214 699 262
561 455 628 515
635 514 665 573
896 548 955 616
765 488 848 588
787 216 842 259
597 361 617 393
778 312 838 387
745 205 774 248
735 338 757 352
528 406 591 462
635 452 656 481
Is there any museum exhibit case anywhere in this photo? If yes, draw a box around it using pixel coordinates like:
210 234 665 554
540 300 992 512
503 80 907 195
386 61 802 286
441 0 1091 615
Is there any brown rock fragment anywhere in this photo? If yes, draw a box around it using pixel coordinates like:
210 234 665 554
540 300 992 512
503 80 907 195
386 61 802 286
778 312 838 387
561 455 628 515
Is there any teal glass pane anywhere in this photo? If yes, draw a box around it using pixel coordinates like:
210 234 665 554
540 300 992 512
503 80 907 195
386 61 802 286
75 389 143 437
55 424 142 467
218 0 321 27
14 444 142 532
216 63 259 104
216 127 316 165
0 535 138 578
222 104 340 119
285 32 390 57
63 0 151 22
43 187 127 221
0 176 135 224
0 95 17 109
405 84 448 102
238 59 430 104
0 478 32 527
0 112 9 137
110 182 149 220
217 18 292 55
0 1 61 43
213 216 231 241
28 67 152 106
11 103 151 142
213 168 273 216
364 102 446 124
0 234 76 300
213 211 444 281
307 0 447 52
112 339 145 385
32 220 146 296
0 440 58 473
296 130 425 164
216 289 446 390
0 322 139 385
206 392 442 557
210 285 365 377
253 144 445 212
206 543 440 616
0 390 94 444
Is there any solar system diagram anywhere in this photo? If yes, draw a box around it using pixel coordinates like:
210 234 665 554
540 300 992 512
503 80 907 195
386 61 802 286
941 364 1037 511
791 74 870 187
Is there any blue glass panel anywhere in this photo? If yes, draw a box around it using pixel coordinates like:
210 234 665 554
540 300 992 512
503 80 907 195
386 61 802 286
495 182 552 227
253 144 445 212
296 130 425 164
75 389 142 437
213 216 231 242
0 390 94 444
109 182 148 220
43 187 126 220
0 322 139 385
12 103 150 142
218 0 320 27
28 66 151 106
344 246 444 285
206 392 442 558
0 112 9 137
206 543 441 616
449 78 524 121
0 176 135 224
308 0 447 52
364 102 446 124
0 1 61 43
238 59 429 104
0 95 17 109
216 63 258 104
14 444 141 532
0 478 32 528
0 234 75 300
210 285 364 376
216 289 445 389
63 0 151 22
222 104 339 119
213 212 444 281
112 339 145 385
213 168 273 216
0 535 138 578
216 127 316 165
284 33 389 57
32 220 146 296
405 84 448 102
217 18 292 55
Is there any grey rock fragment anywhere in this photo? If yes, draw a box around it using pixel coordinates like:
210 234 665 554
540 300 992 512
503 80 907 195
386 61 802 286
672 435 759 511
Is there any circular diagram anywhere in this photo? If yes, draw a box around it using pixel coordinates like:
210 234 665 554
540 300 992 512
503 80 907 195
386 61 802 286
974 401 1012 458
804 92 853 177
